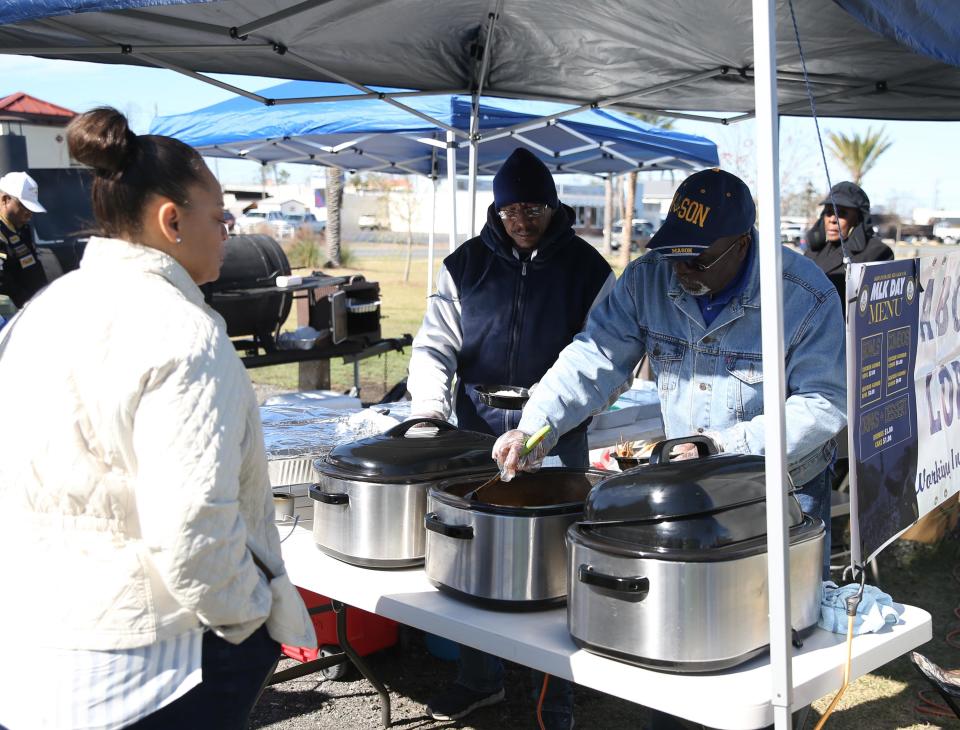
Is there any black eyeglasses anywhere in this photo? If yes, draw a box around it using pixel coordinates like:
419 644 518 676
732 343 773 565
498 205 547 222
686 235 747 272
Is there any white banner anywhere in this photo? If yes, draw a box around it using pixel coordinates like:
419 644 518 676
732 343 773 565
914 252 960 514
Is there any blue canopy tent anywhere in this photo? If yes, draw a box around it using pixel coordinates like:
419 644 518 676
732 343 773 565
151 79 719 290
150 80 719 177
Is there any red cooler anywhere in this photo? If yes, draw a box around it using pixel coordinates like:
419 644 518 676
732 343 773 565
281 587 399 664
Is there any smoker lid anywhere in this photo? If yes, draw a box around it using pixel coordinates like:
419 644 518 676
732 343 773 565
319 418 497 483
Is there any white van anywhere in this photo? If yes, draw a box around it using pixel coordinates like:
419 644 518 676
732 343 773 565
933 218 960 245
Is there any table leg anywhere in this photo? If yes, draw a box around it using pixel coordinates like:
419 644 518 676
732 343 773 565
333 599 392 728
269 652 349 684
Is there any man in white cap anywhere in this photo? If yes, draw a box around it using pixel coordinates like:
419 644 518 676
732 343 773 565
0 171 48 308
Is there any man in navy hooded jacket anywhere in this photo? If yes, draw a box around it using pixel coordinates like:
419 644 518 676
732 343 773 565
408 147 614 729
409 147 615 461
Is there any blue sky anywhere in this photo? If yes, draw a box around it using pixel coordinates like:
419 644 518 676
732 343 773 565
3 55 957 218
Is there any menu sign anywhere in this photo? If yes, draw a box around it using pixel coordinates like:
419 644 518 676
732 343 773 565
848 259 921 562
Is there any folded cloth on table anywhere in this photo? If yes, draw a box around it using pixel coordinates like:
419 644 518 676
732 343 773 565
818 581 902 635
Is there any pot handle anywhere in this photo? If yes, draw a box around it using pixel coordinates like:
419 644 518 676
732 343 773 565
385 418 457 438
578 564 649 598
647 435 718 465
309 484 349 505
424 512 474 540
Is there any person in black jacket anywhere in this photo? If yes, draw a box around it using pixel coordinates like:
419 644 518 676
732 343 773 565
804 181 893 305
0 171 48 308
408 147 615 730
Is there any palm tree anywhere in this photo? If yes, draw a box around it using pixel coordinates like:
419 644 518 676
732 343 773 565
620 170 637 268
324 166 344 267
826 127 893 185
603 177 614 256
627 111 676 130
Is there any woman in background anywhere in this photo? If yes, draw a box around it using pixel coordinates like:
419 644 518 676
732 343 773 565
0 107 315 730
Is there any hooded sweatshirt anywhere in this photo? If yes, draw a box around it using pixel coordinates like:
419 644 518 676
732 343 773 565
409 203 614 447
805 218 893 304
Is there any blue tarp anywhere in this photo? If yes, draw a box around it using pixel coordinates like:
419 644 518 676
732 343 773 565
834 0 960 69
0 0 204 25
150 81 719 176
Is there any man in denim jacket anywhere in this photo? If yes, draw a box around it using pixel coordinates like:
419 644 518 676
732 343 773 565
496 169 846 580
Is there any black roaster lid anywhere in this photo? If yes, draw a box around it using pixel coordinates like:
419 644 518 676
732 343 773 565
583 436 804 543
319 417 496 482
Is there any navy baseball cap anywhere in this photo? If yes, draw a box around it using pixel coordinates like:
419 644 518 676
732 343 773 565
647 168 756 259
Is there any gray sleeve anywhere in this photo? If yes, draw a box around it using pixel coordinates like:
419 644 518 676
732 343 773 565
407 265 462 418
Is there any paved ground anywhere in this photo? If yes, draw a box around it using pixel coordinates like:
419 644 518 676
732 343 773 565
251 629 645 730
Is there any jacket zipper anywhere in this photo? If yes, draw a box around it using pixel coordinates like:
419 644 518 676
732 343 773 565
507 262 528 382
504 260 528 434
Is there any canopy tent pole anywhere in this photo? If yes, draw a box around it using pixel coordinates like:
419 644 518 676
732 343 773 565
467 2 502 239
268 88 469 105
751 0 793 728
462 68 726 142
24 27 473 142
428 145 438 297
468 118 479 238
725 64 941 124
428 175 438 297
447 130 458 252
488 88 736 124
36 10 475 140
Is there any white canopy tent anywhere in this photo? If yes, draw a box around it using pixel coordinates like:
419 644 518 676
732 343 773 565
2 2 955 727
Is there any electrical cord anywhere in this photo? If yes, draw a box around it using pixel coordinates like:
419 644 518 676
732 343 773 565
537 674 549 730
279 513 301 543
915 689 957 719
949 563 960 651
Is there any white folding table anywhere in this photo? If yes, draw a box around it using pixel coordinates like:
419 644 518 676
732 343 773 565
281 527 932 729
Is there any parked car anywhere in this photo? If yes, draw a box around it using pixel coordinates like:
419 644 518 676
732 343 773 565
357 214 386 231
933 218 960 245
284 212 326 235
780 221 804 245
237 209 295 239
609 218 655 252
235 210 268 233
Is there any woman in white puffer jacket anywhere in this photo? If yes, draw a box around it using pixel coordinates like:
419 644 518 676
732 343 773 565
0 108 315 730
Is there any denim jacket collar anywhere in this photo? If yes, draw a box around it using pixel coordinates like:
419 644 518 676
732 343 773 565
666 228 760 337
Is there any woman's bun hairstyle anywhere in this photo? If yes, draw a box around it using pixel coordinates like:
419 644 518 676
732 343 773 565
67 107 137 177
65 107 206 238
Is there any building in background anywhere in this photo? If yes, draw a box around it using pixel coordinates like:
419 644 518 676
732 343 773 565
0 91 76 169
